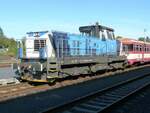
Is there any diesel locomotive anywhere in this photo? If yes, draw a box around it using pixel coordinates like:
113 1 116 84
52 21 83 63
13 23 126 83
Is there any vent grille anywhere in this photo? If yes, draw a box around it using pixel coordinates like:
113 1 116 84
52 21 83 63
34 40 46 51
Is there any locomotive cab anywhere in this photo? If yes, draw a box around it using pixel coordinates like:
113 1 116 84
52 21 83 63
13 31 56 82
25 31 55 59
79 22 115 40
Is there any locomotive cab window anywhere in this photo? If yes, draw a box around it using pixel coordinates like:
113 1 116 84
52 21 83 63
101 32 106 41
107 31 113 40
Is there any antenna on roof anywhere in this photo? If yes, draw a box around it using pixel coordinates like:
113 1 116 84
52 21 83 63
95 22 99 38
144 29 147 43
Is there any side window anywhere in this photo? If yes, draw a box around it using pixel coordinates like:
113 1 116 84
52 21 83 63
77 48 80 55
140 45 141 51
144 46 147 52
147 47 149 52
102 32 106 41
73 40 76 47
112 32 115 39
135 45 139 51
77 41 80 47
140 45 142 51
107 31 113 40
123 44 128 52
122 44 133 52
73 48 76 55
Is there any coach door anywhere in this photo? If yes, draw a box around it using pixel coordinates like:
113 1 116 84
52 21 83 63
122 44 129 55
133 44 143 61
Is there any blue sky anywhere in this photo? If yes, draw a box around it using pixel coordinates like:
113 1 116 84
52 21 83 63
0 0 150 39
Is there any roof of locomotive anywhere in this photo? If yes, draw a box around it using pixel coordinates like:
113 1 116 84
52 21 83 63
79 24 114 33
26 31 49 38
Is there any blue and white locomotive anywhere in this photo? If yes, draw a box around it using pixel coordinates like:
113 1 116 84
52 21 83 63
14 23 126 83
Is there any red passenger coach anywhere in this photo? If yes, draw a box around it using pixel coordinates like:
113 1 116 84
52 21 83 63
119 38 150 65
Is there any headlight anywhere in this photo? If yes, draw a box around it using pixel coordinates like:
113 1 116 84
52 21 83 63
17 66 20 71
32 68 36 75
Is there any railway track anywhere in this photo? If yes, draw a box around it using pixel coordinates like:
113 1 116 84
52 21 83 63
0 65 149 113
44 72 150 113
0 82 57 102
0 64 149 103
0 83 34 101
103 83 150 113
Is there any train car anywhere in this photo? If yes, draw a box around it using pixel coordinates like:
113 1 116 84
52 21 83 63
119 38 150 65
13 23 126 83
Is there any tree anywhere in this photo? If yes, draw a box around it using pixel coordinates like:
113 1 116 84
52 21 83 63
116 36 123 39
0 27 17 56
146 36 150 42
0 27 4 37
21 36 26 54
138 37 145 41
138 37 150 42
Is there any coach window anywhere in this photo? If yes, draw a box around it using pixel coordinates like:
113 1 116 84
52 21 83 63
139 45 142 51
122 44 133 52
148 47 150 52
138 45 142 51
144 47 147 52
147 47 149 52
146 47 149 53
146 46 149 52
135 45 139 51
123 45 127 52
128 44 133 51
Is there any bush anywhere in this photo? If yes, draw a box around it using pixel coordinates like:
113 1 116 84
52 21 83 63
0 35 17 57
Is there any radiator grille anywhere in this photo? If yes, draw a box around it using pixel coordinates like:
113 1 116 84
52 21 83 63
34 40 46 51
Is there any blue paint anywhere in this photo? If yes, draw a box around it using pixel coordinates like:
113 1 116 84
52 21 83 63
18 48 23 58
39 47 47 59
52 31 117 57
27 31 48 37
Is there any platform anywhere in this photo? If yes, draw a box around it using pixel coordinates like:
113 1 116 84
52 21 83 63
0 78 20 85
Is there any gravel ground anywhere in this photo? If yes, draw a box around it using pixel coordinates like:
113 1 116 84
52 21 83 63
0 67 15 79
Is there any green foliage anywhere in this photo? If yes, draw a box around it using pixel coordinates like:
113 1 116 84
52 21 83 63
116 36 123 39
138 37 150 42
0 27 17 57
146 37 150 42
21 36 26 55
138 37 145 41
0 27 4 37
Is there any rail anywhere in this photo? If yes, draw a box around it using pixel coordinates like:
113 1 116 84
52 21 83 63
42 72 150 113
